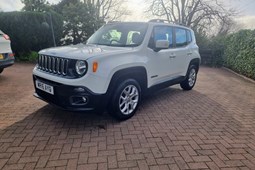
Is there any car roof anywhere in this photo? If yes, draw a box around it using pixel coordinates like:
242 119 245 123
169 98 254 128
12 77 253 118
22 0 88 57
106 21 191 30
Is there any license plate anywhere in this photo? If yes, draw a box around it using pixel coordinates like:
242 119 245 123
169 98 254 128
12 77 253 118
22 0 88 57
36 80 54 95
0 54 3 60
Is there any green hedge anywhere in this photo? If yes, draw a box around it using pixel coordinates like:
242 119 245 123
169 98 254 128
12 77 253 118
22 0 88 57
0 11 63 57
223 30 255 80
18 51 38 62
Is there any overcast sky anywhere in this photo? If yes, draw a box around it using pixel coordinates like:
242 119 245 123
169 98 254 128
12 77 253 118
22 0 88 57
0 0 255 29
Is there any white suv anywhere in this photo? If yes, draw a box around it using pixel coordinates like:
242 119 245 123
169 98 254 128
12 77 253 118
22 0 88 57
33 20 200 120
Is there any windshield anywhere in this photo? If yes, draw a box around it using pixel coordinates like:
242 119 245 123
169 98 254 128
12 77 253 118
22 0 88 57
87 23 148 47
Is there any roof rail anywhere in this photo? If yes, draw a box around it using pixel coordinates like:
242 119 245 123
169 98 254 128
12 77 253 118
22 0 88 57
148 19 186 26
148 19 169 23
107 21 120 24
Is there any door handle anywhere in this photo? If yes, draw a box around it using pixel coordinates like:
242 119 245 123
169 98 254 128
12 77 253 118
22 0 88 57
169 55 176 59
187 52 192 55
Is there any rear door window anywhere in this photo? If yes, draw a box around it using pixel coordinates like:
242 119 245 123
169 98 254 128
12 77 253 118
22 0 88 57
175 28 187 47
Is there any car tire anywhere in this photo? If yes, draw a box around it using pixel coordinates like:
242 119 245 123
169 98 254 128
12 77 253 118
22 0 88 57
0 68 3 74
180 65 197 90
109 79 141 120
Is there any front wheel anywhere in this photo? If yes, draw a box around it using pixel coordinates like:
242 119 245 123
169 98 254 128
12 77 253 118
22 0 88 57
180 65 198 90
109 79 141 120
0 68 3 74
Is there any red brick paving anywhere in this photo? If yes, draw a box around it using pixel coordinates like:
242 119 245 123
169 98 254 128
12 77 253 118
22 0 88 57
0 63 255 169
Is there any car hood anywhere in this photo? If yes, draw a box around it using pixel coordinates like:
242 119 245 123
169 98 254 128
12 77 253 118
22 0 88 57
39 44 133 60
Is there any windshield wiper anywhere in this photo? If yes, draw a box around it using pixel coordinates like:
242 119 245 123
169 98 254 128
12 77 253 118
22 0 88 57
88 43 111 46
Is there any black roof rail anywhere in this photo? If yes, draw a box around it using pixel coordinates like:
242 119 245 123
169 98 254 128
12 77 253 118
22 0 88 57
148 19 169 23
107 21 120 24
148 19 186 26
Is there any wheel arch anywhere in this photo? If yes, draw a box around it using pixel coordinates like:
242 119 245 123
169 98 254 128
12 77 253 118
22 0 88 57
189 58 200 72
106 66 148 98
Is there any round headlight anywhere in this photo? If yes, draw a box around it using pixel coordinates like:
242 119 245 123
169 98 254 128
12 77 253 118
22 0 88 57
75 60 87 76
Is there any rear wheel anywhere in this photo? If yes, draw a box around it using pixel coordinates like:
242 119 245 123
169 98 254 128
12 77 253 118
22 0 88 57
180 65 197 90
0 68 3 74
109 79 141 120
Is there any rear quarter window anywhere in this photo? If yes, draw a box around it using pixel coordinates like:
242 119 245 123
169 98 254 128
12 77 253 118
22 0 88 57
187 30 192 43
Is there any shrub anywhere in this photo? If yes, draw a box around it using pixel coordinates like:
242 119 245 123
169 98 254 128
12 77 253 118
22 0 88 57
0 11 63 57
223 30 255 79
199 30 255 80
18 51 38 62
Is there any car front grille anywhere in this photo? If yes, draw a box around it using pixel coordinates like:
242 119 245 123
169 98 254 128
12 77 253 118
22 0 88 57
38 55 69 76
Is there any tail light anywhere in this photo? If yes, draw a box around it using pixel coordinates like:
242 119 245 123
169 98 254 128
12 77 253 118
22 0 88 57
3 34 10 40
8 53 15 57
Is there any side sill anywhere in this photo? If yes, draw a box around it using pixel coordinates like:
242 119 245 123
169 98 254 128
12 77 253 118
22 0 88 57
145 76 185 94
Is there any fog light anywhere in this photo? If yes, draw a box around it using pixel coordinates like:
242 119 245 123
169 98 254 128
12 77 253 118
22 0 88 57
74 87 86 93
71 96 88 105
82 97 87 103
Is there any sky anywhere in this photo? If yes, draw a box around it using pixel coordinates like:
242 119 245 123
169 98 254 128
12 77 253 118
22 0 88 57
0 0 255 29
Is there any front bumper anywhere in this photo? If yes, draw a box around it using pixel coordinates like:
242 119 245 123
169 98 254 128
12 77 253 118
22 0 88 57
33 75 108 112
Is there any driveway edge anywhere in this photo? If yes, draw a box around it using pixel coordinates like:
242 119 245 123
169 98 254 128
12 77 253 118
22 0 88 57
222 67 255 84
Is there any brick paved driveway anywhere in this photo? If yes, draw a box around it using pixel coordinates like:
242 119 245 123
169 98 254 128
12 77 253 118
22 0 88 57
0 63 255 170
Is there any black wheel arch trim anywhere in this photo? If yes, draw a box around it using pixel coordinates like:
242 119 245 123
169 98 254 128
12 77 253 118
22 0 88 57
106 66 148 99
186 58 200 76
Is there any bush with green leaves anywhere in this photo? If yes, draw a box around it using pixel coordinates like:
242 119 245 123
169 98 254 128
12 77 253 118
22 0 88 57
18 51 38 62
0 11 63 57
198 29 255 79
223 30 255 80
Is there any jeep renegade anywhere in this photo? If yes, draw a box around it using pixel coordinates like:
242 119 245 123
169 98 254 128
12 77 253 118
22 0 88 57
33 20 200 120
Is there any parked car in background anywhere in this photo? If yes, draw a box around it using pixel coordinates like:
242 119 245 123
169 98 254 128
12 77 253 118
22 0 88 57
0 30 15 74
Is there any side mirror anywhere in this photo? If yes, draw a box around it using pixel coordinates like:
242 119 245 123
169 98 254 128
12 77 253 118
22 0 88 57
154 40 169 52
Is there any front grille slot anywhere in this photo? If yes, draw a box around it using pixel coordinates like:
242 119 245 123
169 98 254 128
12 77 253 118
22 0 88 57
38 55 69 76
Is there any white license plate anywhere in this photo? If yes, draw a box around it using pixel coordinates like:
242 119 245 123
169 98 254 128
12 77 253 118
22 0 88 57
36 80 54 95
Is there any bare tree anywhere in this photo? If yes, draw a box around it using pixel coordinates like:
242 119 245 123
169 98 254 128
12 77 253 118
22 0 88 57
147 0 236 35
84 0 129 21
